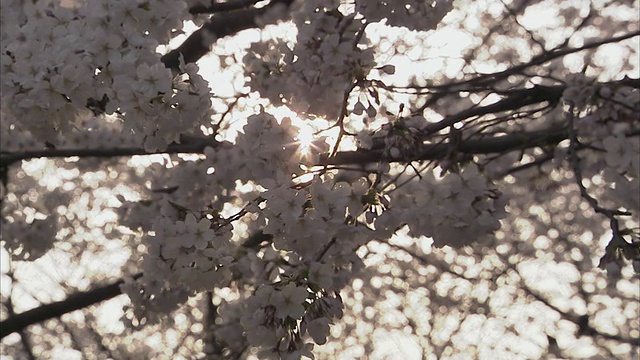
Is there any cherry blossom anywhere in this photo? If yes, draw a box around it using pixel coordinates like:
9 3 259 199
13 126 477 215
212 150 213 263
0 0 638 359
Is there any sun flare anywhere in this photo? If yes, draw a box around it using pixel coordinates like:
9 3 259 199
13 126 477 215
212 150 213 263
295 125 315 155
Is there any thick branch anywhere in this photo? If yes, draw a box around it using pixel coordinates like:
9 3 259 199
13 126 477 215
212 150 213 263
0 135 222 168
0 126 568 168
321 126 570 165
422 84 564 136
0 227 277 339
0 227 281 339
0 274 141 340
0 230 275 339
161 0 294 71
4 274 35 359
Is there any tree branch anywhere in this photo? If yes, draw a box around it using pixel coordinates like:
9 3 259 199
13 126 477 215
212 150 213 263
4 273 36 360
0 126 568 168
519 279 640 346
0 273 141 340
161 0 295 71
321 126 570 165
0 228 280 340
430 30 640 90
0 135 222 168
421 84 564 136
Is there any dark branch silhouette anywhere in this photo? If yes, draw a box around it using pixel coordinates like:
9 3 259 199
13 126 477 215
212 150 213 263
0 232 271 339
0 127 567 167
0 135 222 168
0 273 142 340
161 0 295 71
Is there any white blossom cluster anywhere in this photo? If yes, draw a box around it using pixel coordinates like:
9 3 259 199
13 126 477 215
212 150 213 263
563 74 640 213
112 104 510 356
245 1 376 119
0 117 141 153
118 208 234 327
259 174 369 259
147 213 234 292
120 273 191 329
386 165 507 248
116 113 373 356
240 282 344 359
564 74 640 143
232 111 311 183
0 114 41 152
588 83 640 186
0 0 212 151
356 116 426 159
562 73 599 110
116 194 178 233
559 75 640 276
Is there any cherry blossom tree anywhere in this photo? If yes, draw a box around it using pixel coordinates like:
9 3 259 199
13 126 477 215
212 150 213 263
1 0 638 359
